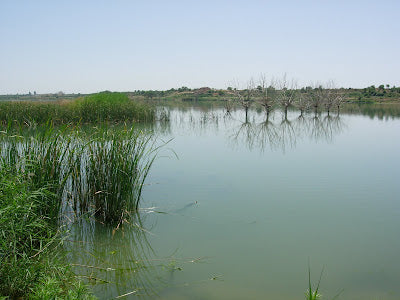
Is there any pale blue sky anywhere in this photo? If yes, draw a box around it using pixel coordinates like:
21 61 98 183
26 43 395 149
1 0 399 94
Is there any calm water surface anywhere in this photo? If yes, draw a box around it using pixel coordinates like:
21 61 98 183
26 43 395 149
71 106 400 300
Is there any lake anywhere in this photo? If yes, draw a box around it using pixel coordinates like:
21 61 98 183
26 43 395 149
70 104 400 300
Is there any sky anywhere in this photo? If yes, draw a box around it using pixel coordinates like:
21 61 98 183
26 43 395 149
1 0 399 94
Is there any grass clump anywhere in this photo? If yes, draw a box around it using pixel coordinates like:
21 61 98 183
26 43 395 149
306 264 343 300
69 125 158 225
306 266 323 300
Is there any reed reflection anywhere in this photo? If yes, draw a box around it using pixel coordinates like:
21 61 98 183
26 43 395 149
64 213 159 298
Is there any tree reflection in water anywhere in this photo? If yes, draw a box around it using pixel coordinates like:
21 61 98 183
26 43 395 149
154 106 347 153
229 110 346 153
256 115 280 152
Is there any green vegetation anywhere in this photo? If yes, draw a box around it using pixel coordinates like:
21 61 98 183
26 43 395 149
0 164 95 299
2 92 391 298
306 265 343 300
0 91 155 126
1 124 158 225
360 85 400 99
0 92 161 298
72 126 158 224
2 85 399 121
128 84 400 105
70 92 154 123
306 266 323 300
0 122 158 298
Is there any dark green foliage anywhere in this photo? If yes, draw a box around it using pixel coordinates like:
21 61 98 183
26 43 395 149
0 165 95 299
0 166 54 297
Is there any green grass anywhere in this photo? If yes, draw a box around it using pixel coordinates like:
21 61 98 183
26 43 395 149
0 164 95 299
70 92 155 123
0 91 155 126
306 264 343 300
1 123 159 225
72 125 159 224
0 122 160 298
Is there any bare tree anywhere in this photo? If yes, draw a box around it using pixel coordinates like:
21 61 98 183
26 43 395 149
223 96 234 115
295 87 312 116
334 88 345 113
308 83 325 114
231 79 256 123
323 80 337 116
257 74 277 117
277 74 298 118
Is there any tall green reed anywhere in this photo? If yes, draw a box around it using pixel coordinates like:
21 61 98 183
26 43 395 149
1 123 73 222
71 126 158 225
1 123 159 225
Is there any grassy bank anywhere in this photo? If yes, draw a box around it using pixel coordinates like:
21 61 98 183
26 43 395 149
0 91 155 126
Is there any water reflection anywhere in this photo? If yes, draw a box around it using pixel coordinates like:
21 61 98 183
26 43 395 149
65 104 398 299
64 207 210 299
256 116 280 151
155 106 348 153
342 103 400 120
64 214 159 298
228 111 346 153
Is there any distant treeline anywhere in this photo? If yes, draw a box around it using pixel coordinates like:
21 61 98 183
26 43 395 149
1 84 400 104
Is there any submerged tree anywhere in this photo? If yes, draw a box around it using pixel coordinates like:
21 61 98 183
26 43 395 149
308 83 325 114
296 87 312 116
323 80 338 116
257 74 277 117
334 89 345 113
277 74 298 118
224 97 234 115
231 79 256 123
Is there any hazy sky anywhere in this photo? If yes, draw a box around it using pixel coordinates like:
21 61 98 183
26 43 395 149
1 0 399 94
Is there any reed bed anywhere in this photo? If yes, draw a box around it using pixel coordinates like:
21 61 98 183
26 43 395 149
0 122 158 298
0 123 158 226
0 91 155 126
